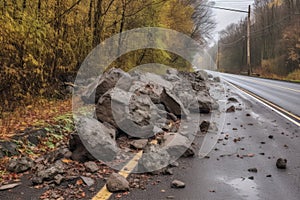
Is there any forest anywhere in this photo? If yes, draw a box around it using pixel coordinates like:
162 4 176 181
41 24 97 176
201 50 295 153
0 0 215 115
211 0 300 80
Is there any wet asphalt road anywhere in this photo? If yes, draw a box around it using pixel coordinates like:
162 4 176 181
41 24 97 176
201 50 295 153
1 75 299 200
115 80 300 200
220 73 300 117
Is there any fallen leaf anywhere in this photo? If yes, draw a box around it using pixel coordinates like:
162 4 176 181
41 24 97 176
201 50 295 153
61 158 73 164
76 179 83 185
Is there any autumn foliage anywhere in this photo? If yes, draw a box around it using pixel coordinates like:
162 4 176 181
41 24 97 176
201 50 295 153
0 0 214 136
216 0 300 79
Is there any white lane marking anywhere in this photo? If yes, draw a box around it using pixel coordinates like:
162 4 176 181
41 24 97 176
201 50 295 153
224 80 300 127
222 74 300 93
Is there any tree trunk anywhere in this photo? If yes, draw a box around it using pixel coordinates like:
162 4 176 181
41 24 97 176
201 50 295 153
88 0 94 28
117 0 126 56
37 0 42 18
22 0 26 11
93 0 102 47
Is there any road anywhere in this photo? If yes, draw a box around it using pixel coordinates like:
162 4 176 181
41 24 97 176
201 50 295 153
115 74 300 200
1 74 299 200
220 73 300 118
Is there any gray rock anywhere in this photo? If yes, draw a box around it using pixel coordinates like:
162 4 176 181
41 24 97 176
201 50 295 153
31 176 43 185
226 105 236 113
8 157 33 173
82 68 131 104
60 148 72 159
44 148 73 163
248 168 258 173
0 183 21 191
171 180 185 188
213 77 221 82
167 196 175 199
179 70 208 82
228 97 238 103
96 87 158 138
195 70 209 81
167 113 178 122
199 121 210 133
81 176 95 187
163 133 195 158
26 128 47 146
102 122 118 140
130 139 148 150
32 160 65 185
76 117 119 162
276 158 287 169
197 91 217 113
162 168 173 175
54 174 64 185
69 134 96 162
139 72 174 90
160 88 188 117
0 141 19 157
169 161 179 168
106 173 129 192
164 74 181 82
166 68 178 75
139 145 170 172
84 161 99 173
172 80 216 114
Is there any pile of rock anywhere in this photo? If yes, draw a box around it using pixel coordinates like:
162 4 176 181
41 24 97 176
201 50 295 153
72 68 219 172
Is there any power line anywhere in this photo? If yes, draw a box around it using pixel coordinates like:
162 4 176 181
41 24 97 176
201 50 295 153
203 5 248 13
218 13 299 47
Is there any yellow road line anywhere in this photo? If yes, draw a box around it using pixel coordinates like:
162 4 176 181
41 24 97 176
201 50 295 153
241 87 300 121
225 80 300 126
92 151 143 200
230 75 300 93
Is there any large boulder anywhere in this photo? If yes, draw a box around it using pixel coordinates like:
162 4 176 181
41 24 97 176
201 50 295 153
138 145 171 172
95 79 188 138
81 68 132 104
96 88 159 138
172 81 216 113
130 80 188 118
75 117 119 162
139 72 174 90
167 71 217 114
160 88 189 117
162 133 195 158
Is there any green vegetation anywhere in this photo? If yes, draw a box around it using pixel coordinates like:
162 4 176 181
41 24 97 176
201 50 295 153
0 0 215 114
213 0 299 81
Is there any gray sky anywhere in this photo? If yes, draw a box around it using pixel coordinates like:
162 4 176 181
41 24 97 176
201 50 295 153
210 0 254 40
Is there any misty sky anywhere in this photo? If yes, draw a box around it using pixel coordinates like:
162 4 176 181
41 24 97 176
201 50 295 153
210 0 255 41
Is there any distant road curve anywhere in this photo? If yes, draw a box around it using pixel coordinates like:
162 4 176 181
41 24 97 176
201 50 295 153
215 72 300 118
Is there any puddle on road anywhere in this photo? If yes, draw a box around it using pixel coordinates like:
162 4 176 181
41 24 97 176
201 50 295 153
219 177 260 200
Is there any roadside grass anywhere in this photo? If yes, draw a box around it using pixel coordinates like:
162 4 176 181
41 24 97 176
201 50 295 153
253 69 300 83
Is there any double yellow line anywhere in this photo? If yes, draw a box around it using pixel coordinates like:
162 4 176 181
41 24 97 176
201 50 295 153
225 80 300 126
229 75 300 93
93 151 143 200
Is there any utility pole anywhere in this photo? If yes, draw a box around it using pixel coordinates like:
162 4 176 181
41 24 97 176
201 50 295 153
206 4 251 75
247 5 251 75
